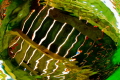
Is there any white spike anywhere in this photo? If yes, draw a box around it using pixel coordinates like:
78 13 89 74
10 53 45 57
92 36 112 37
10 51 14 54
22 10 35 31
56 27 75 54
26 6 46 35
71 36 86 58
71 52 79 58
78 36 87 50
47 75 50 80
27 49 37 64
63 32 81 57
41 58 53 75
19 45 31 66
33 54 45 70
9 37 20 48
49 60 59 74
38 20 56 45
47 23 67 50
32 7 54 40
62 68 70 74
13 40 24 58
